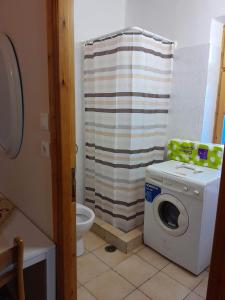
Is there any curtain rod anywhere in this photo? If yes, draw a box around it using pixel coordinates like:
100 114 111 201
83 26 175 45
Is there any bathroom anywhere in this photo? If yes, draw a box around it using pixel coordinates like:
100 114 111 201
75 1 225 300
0 0 225 299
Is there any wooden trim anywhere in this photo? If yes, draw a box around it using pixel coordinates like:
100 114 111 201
0 237 25 300
46 0 76 299
207 151 225 299
213 26 225 143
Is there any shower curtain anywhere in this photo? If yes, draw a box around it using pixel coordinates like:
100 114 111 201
84 30 174 232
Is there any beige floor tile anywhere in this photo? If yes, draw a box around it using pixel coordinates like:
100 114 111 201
162 263 207 289
194 274 208 298
85 270 135 300
139 272 190 300
77 280 81 288
114 255 158 287
185 292 204 300
77 286 96 300
77 252 109 284
84 231 106 251
137 246 170 270
93 244 130 267
124 289 150 300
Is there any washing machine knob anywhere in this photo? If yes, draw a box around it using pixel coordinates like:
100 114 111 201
194 190 200 196
183 186 188 192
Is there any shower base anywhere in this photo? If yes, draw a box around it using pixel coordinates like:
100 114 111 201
91 217 143 253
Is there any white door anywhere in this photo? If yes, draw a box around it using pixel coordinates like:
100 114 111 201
153 194 189 236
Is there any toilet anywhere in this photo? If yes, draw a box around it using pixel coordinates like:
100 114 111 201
76 203 95 256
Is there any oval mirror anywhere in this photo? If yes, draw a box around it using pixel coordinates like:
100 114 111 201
0 33 23 159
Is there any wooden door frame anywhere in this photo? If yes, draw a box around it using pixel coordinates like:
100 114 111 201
213 25 225 144
207 151 225 300
46 0 76 300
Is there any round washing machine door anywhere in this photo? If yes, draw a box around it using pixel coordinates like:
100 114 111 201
153 194 189 237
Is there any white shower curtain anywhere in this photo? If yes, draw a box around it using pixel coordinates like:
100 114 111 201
84 30 174 232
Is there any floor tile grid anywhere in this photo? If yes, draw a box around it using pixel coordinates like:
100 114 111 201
80 244 183 300
141 258 207 300
113 250 207 300
87 252 153 299
135 247 208 299
84 241 174 299
78 242 110 299
78 233 208 300
121 288 153 300
82 240 155 299
77 284 97 300
77 262 98 300
79 251 207 300
159 264 208 298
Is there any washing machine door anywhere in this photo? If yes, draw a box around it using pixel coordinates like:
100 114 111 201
153 194 189 236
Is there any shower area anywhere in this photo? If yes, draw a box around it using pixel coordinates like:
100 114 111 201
83 27 174 232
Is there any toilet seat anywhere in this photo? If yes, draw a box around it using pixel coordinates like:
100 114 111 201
76 203 95 256
76 203 95 225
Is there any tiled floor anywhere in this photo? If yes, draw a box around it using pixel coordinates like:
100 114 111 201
77 232 209 300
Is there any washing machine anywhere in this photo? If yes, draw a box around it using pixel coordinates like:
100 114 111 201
144 160 221 275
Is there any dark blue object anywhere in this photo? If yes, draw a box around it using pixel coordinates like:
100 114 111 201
145 183 161 203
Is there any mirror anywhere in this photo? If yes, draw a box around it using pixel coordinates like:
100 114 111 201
0 33 23 159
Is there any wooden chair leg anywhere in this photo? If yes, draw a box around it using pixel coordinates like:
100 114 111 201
14 238 25 300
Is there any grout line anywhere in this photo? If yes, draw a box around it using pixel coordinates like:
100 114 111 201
183 290 205 300
81 285 97 299
89 246 139 293
83 268 110 286
193 277 208 299
134 249 208 292
111 253 161 290
90 246 128 269
160 266 208 292
120 288 153 300
135 251 170 271
136 268 161 289
85 241 107 253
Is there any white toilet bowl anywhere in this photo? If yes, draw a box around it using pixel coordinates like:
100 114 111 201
76 203 95 256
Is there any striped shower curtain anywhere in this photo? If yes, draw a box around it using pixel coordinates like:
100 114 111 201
84 31 174 232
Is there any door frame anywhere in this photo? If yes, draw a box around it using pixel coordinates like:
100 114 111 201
213 25 225 144
46 0 76 299
206 151 225 300
45 0 225 298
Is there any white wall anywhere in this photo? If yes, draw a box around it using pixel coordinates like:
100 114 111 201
74 0 127 203
126 0 225 48
0 0 53 237
167 44 210 140
126 0 225 142
125 0 176 44
174 0 225 48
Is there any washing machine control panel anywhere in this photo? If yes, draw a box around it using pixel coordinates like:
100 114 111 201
146 175 203 202
163 179 202 198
